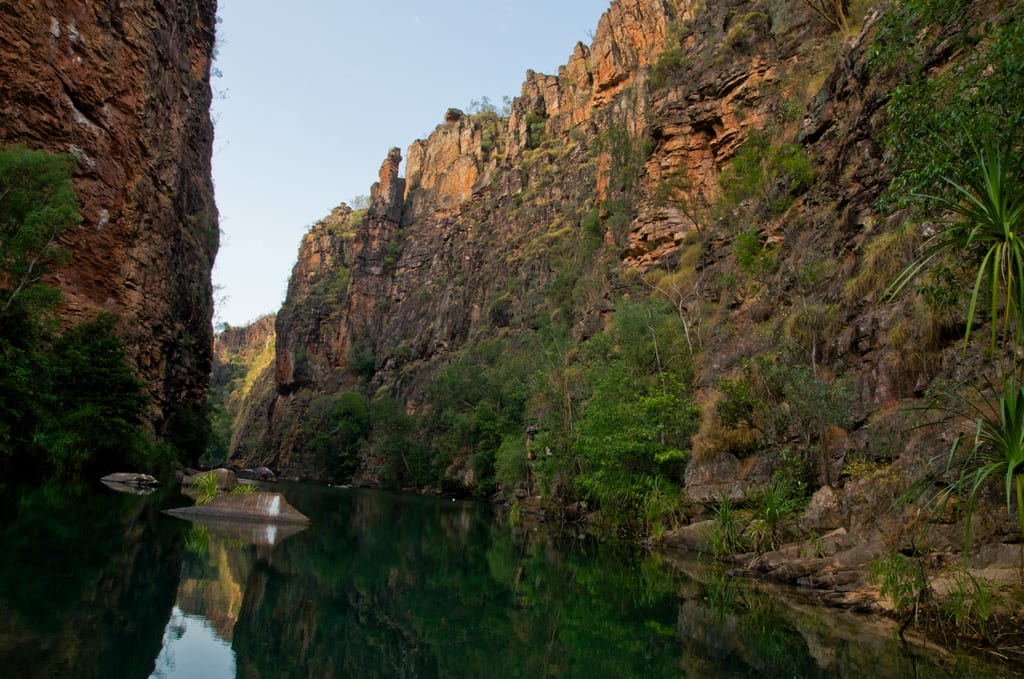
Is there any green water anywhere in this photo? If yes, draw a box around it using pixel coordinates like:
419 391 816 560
0 482 1004 677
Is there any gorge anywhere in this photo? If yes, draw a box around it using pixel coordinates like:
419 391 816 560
211 0 1024 635
3 0 1024 664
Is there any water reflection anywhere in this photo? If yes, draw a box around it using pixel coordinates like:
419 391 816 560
151 607 235 678
0 483 1013 678
0 482 182 678
170 515 307 546
229 487 692 677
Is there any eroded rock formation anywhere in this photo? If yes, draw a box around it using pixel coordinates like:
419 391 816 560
233 0 840 475
232 0 1016 591
0 1 219 432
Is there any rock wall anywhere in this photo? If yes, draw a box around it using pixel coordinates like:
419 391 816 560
238 0 1005 515
243 0 831 474
0 1 220 432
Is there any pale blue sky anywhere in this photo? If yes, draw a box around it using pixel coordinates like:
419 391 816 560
211 0 610 327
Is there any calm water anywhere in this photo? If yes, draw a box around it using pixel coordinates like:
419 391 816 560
0 481 1004 678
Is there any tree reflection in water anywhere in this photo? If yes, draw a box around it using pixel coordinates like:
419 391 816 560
0 483 1004 678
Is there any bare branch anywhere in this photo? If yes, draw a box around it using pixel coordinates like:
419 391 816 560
1 230 58 314
803 0 849 33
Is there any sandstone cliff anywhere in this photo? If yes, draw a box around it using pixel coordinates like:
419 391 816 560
239 0 840 473
229 0 1023 594
0 1 219 437
210 314 276 466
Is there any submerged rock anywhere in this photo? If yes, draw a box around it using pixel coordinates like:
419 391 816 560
101 473 160 495
164 492 310 525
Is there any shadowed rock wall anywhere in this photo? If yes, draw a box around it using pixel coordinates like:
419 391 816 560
0 0 220 432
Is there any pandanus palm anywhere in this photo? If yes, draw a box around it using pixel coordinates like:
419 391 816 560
941 379 1024 556
889 142 1024 569
887 141 1024 358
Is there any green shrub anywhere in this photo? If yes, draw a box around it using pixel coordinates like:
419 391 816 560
724 12 769 54
423 337 533 490
524 111 546 149
190 472 220 505
649 20 691 90
471 448 497 496
488 292 514 327
876 2 1024 211
368 395 428 489
745 480 804 554
494 434 528 492
0 145 80 327
6 314 154 478
940 568 994 640
870 551 926 616
602 199 634 247
570 299 698 532
765 143 814 212
304 391 369 482
650 47 689 90
716 375 761 429
383 240 402 271
718 133 814 216
582 206 603 247
733 229 765 273
348 340 376 379
707 497 745 557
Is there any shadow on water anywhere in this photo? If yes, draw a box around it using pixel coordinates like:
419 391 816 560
0 481 1014 678
0 481 184 678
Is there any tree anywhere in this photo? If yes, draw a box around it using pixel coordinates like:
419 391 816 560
42 315 150 475
0 145 80 325
571 300 698 532
304 391 369 482
0 147 160 478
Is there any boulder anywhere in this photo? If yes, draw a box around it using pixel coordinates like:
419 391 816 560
661 519 716 552
164 492 310 525
237 466 277 482
101 472 160 495
799 486 843 533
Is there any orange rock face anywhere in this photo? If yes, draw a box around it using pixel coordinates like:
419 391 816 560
0 1 219 430
241 0 905 483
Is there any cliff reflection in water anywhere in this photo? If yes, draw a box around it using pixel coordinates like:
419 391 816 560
0 483 997 678
0 483 182 679
150 524 255 678
214 485 977 678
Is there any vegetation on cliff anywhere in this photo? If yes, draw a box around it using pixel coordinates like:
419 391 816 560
0 146 176 478
0 0 220 441
207 315 277 468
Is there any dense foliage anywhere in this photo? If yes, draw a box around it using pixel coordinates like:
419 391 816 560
876 0 1024 209
353 297 701 534
877 0 1024 570
0 146 164 479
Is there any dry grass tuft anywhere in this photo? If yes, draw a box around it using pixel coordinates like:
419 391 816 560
844 229 918 304
690 390 762 462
